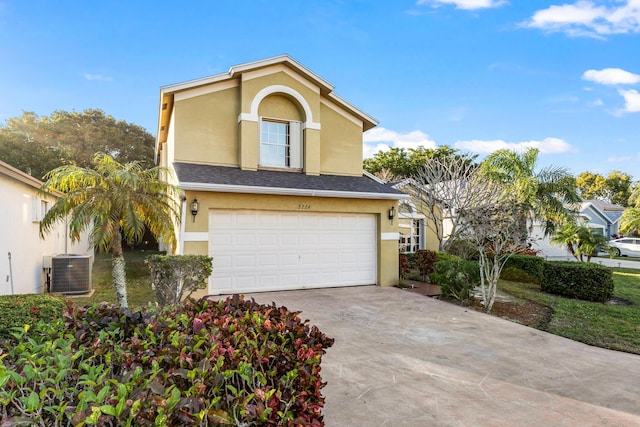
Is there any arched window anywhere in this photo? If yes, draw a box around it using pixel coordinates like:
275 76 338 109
258 93 304 169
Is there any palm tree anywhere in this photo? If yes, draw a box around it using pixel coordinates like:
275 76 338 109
551 222 610 262
480 148 580 242
551 222 580 260
620 208 640 235
40 153 181 308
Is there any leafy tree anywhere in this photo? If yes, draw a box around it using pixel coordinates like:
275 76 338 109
551 223 610 262
364 146 468 180
576 170 634 206
605 170 633 206
39 153 180 308
480 148 580 241
576 171 607 200
628 182 640 208
0 109 155 180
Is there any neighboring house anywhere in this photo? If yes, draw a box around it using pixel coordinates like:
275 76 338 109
156 55 408 296
531 199 625 258
579 199 624 238
0 160 92 295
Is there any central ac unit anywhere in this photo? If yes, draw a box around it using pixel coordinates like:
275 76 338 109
51 254 92 295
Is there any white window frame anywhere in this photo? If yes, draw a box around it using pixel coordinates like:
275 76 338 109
259 117 302 169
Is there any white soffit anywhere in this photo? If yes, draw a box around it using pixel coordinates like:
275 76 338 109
180 181 409 200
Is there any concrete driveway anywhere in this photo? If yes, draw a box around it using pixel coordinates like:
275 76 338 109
246 286 640 426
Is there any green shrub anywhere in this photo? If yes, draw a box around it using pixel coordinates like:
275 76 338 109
146 254 213 306
542 261 614 302
502 255 545 284
0 294 64 335
431 257 480 303
0 296 334 426
435 252 463 263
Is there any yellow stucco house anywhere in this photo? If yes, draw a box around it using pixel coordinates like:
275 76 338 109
156 55 408 296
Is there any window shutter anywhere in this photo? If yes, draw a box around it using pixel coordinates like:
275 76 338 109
32 197 40 222
289 121 302 169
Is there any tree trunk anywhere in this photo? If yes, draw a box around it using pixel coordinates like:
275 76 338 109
111 229 129 309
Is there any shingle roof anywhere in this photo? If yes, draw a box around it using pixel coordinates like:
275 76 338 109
173 163 406 198
582 199 625 224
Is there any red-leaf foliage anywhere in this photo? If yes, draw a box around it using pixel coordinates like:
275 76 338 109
1 296 334 426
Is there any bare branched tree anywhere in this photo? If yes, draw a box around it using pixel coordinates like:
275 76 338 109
373 168 399 184
460 200 524 313
400 154 497 251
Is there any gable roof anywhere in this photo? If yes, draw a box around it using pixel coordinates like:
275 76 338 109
581 199 625 225
173 163 408 200
157 55 378 147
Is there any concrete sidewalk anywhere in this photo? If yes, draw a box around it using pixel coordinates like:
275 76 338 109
246 286 640 426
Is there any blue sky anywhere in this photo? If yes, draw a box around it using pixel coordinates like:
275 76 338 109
1 0 638 178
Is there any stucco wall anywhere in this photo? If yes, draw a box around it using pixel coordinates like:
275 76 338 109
0 171 92 295
319 102 364 176
173 86 239 167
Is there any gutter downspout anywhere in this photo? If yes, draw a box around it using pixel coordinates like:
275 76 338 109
8 252 14 294
179 199 187 255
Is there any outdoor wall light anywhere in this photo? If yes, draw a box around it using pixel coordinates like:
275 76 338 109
388 206 396 223
190 198 199 222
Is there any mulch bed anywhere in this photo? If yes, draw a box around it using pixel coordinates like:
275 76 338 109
397 280 552 328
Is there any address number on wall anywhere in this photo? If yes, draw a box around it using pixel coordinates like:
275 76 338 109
297 204 311 210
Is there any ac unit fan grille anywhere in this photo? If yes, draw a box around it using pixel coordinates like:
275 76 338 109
51 255 92 295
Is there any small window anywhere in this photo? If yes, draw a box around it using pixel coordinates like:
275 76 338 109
260 119 302 169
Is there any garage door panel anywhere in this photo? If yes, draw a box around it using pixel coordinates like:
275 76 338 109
280 234 299 246
209 210 377 294
258 254 278 265
236 255 256 267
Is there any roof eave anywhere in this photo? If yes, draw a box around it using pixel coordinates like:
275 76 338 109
179 182 409 200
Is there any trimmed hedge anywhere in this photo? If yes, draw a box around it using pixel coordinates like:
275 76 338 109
0 294 64 335
542 261 614 302
0 296 334 426
502 255 545 284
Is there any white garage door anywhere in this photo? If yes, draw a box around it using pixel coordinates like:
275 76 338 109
208 210 377 294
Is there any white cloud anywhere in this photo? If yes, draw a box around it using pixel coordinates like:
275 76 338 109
417 0 507 10
618 88 640 112
523 1 640 38
83 73 113 82
591 98 604 107
454 137 575 154
607 156 632 162
583 68 640 85
363 127 437 158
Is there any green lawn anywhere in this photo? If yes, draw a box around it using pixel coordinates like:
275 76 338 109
499 267 640 354
70 250 158 308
